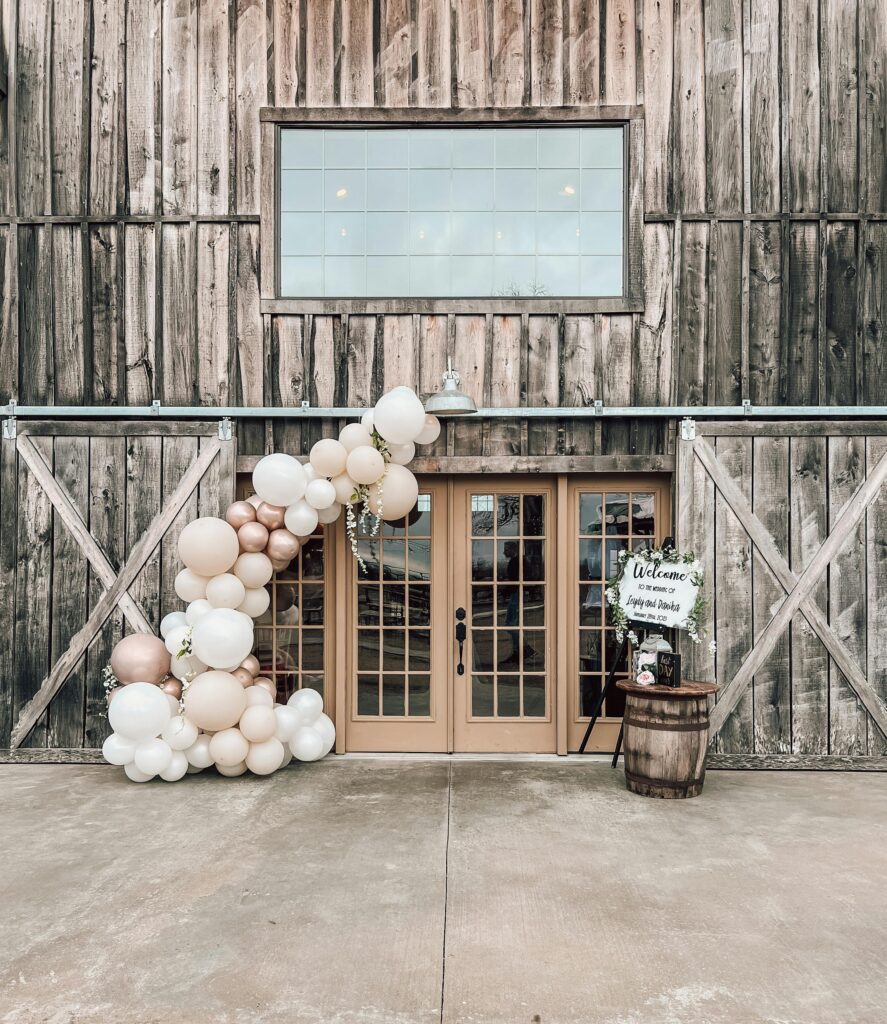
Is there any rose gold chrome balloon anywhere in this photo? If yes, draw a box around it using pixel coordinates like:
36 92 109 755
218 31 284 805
225 500 257 529
254 677 278 700
238 521 270 553
232 667 254 688
161 678 183 700
110 633 171 685
266 528 300 563
256 502 286 531
239 654 261 678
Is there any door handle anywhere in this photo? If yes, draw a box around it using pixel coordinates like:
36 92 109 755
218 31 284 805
455 607 467 676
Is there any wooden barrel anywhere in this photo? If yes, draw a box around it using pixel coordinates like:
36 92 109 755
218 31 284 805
616 680 719 799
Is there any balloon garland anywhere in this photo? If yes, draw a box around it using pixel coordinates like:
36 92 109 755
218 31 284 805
102 387 441 782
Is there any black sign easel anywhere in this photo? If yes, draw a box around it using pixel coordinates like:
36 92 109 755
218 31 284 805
579 535 675 766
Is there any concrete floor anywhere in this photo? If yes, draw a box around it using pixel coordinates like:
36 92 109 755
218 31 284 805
0 763 886 1024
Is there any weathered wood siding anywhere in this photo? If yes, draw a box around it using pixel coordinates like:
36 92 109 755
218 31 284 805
1 0 884 452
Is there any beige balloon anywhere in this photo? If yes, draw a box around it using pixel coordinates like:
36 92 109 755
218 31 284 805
239 704 277 743
246 737 285 776
225 500 257 529
339 422 373 452
205 573 247 609
368 463 419 521
244 684 274 708
209 727 250 768
233 552 274 589
182 671 248 731
238 587 271 619
237 521 269 553
110 633 171 685
216 761 247 777
310 437 348 477
317 502 342 525
331 472 358 505
178 517 240 577
346 445 386 485
174 568 210 603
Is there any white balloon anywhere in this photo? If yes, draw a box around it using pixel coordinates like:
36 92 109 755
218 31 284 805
244 685 274 708
278 744 295 770
246 737 285 775
159 750 189 782
185 599 212 626
287 687 324 725
388 441 415 466
102 732 137 766
205 573 247 609
274 704 301 743
124 762 154 783
302 463 319 483
368 464 419 521
310 438 348 478
160 611 187 639
233 552 274 589
191 607 254 669
317 502 342 525
331 472 358 505
285 500 319 537
304 478 336 511
161 714 199 751
252 453 307 507
339 422 374 452
314 712 336 754
108 682 172 742
170 651 207 680
239 705 277 743
164 624 191 656
209 727 250 767
373 388 426 445
346 445 386 485
175 568 210 603
415 414 442 445
291 726 325 762
165 693 181 716
184 734 214 769
134 737 173 776
216 761 247 777
361 410 375 433
237 586 271 618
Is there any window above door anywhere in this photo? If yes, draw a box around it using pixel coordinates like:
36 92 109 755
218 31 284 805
260 106 644 315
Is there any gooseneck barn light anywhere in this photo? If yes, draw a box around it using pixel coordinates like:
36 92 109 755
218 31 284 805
423 359 478 417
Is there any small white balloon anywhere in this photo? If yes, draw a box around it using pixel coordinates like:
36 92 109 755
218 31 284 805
274 704 301 743
161 715 199 751
108 682 172 742
170 652 207 680
415 413 442 445
237 586 271 618
284 500 319 537
291 726 325 762
102 732 137 766
185 599 212 626
246 737 285 775
175 568 210 603
184 734 214 769
124 762 155 783
134 737 173 776
216 761 247 777
287 687 324 725
205 573 247 610
331 472 357 505
159 749 189 782
339 422 374 452
252 452 307 507
304 478 336 511
388 441 415 466
165 693 181 716
361 410 375 433
317 502 342 525
314 712 336 754
302 463 319 483
160 611 187 639
164 624 191 656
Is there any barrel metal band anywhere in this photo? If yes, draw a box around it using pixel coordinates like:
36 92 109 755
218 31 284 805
623 716 708 733
624 767 706 790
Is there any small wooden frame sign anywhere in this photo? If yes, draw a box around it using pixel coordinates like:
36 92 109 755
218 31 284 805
616 555 700 631
656 651 681 689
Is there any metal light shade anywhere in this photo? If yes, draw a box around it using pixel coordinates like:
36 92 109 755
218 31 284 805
424 361 478 417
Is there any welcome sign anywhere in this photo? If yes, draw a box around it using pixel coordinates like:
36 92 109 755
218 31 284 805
616 554 700 630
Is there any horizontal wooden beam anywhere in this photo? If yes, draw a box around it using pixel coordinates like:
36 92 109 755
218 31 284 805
0 214 261 226
707 754 887 772
646 212 887 223
697 421 887 436
235 454 676 475
261 297 646 316
18 421 227 437
261 104 644 123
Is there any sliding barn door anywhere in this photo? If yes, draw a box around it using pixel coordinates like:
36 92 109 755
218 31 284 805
0 421 235 753
677 422 887 760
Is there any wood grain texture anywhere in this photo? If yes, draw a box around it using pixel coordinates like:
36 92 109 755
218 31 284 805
822 0 858 212
90 225 120 404
748 0 779 212
866 436 887 753
860 0 887 210
709 220 741 404
236 0 266 211
674 220 708 404
123 224 156 402
51 225 85 404
377 0 412 105
602 0 635 106
196 221 230 403
786 0 820 211
162 0 197 214
161 222 197 403
565 0 599 105
862 222 887 405
125 0 161 215
197 0 229 215
89 0 123 214
785 221 820 404
49 0 84 216
704 0 741 212
825 222 858 406
673 0 705 213
747 221 782 405
453 0 491 107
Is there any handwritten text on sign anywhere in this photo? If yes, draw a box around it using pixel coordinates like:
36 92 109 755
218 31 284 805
618 556 699 630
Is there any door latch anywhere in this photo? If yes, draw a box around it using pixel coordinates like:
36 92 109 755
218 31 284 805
455 607 467 676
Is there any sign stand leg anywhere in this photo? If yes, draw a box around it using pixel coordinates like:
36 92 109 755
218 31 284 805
578 634 628 756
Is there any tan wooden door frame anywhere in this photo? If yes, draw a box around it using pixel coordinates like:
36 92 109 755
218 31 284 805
678 432 887 742
9 422 234 749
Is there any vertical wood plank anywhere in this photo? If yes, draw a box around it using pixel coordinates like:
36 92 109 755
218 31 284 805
161 223 197 403
484 316 521 455
415 0 451 105
123 224 156 402
418 315 449 456
196 222 231 403
747 220 782 404
825 221 858 405
378 0 412 105
0 0 13 213
564 0 599 104
236 0 266 212
382 315 416 389
860 0 887 211
89 0 123 214
642 0 672 212
306 0 336 106
866 436 887 753
90 224 120 404
603 0 635 105
451 315 487 455
786 0 820 211
822 0 858 212
197 0 230 215
125 435 163 643
0 226 16 403
126 0 161 214
785 221 820 404
709 220 742 403
748 0 779 212
162 0 197 213
340 0 374 105
307 314 341 452
50 0 84 215
17 0 51 215
673 0 705 212
270 315 305 453
492 0 527 106
562 315 597 456
452 0 491 107
862 223 887 403
598 314 632 453
346 315 378 407
674 220 708 403
51 225 85 405
525 315 559 455
0 432 18 743
18 226 53 403
529 0 562 105
235 222 264 406
790 435 829 753
273 0 303 106
159 434 199 624
636 223 674 404
704 0 742 212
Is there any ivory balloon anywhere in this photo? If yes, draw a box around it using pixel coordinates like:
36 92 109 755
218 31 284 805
373 389 426 445
331 473 358 506
216 761 247 777
237 521 269 553
183 671 248 731
166 692 182 716
240 654 261 678
225 500 257 529
252 453 307 507
339 423 374 452
415 414 442 445
368 464 419 521
178 517 240 577
284 501 318 537
160 611 187 639
185 599 212 626
238 587 271 618
302 463 319 483
266 528 300 562
161 715 198 751
346 445 386 485
314 712 336 754
310 438 348 478
305 478 336 510
170 651 207 681
191 608 254 668
102 732 137 766
387 441 415 466
256 502 287 531
108 682 173 742
239 705 278 743
274 704 301 743
174 568 210 603
291 726 325 762
233 552 274 589
209 727 250 768
205 573 247 610
134 738 173 776
160 750 189 782
361 410 375 434
245 685 274 708
317 502 342 525
287 687 324 725
124 762 154 783
246 737 285 775
184 734 214 769
164 624 191 656
110 633 171 685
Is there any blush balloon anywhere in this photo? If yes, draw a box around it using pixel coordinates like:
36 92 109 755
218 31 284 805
174 568 210 603
346 445 386 486
231 667 254 688
339 423 374 452
239 705 277 743
110 633 171 686
284 501 318 537
415 413 442 445
317 502 342 525
331 473 357 506
225 500 257 529
178 517 240 577
209 728 250 768
246 737 285 776
244 685 275 708
237 521 269 553
238 587 271 619
310 438 348 478
256 502 287 531
233 552 274 589
304 478 336 511
205 573 247 610
183 671 248 732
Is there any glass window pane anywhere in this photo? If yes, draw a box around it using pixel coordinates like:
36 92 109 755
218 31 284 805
472 675 494 716
605 494 630 535
302 629 324 671
498 585 518 628
523 630 545 671
357 630 379 672
523 676 546 717
632 493 656 535
382 584 406 625
382 631 405 672
409 629 431 671
471 540 494 581
471 494 495 535
472 585 494 626
522 585 545 626
580 584 604 625
383 676 406 716
357 584 379 625
408 676 431 716
580 631 603 673
408 585 431 626
382 539 406 581
497 494 520 534
579 539 602 580
325 129 365 167
472 631 494 672
358 675 379 715
497 676 521 716
580 494 603 534
281 130 324 168
523 540 544 581
522 495 544 535
580 675 602 717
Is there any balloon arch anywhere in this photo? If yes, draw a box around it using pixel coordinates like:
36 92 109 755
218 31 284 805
102 387 440 783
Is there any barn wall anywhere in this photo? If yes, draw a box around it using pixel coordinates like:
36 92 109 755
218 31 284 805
1 0 885 452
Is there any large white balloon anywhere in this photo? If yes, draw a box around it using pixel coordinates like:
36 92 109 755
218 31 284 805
415 414 442 445
339 423 373 452
160 611 187 639
191 608 254 669
233 552 274 589
346 445 386 485
373 388 426 445
310 438 348 478
287 687 324 725
185 599 212 626
108 682 172 742
160 750 189 782
304 478 336 511
253 453 307 507
161 714 199 751
205 573 247 610
361 410 375 434
367 464 419 521
134 737 174 776
178 518 240 577
102 732 137 766
184 734 214 769
317 502 342 525
174 568 210 603
291 726 325 762
284 499 319 537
